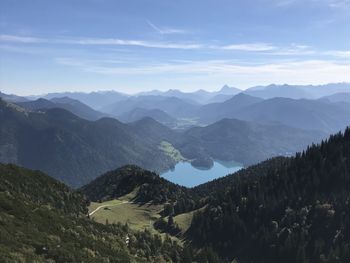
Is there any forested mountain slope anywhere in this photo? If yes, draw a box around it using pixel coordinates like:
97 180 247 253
0 163 185 262
187 127 350 262
233 97 350 133
180 118 325 166
0 99 178 187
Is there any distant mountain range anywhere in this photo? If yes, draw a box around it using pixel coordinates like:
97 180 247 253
3 83 350 129
194 93 350 133
118 108 178 127
135 85 241 104
1 82 349 187
9 90 350 134
101 95 199 119
321 92 350 103
196 93 264 123
39 90 129 110
17 97 107 121
0 98 324 187
234 97 350 133
21 85 240 110
3 83 349 109
244 82 350 99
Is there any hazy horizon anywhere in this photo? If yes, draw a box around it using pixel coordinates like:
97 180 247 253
3 82 350 97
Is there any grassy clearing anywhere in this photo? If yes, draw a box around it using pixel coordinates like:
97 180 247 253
88 190 164 235
88 199 124 213
173 206 207 234
159 141 186 162
174 212 194 234
88 189 195 243
90 201 163 232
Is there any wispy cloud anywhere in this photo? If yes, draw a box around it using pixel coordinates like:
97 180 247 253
0 34 43 43
0 34 305 54
55 56 350 85
0 34 202 50
268 44 316 55
221 43 277 51
325 50 350 58
146 20 188 35
1 34 347 62
325 0 350 8
272 0 350 8
64 37 202 49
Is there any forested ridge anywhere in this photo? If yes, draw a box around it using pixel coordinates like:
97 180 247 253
0 164 186 262
187 127 350 262
80 165 194 204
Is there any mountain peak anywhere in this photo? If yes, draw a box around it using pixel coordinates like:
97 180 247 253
219 85 241 95
220 84 231 91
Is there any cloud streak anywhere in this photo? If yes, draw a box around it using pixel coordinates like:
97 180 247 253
64 37 202 49
0 34 43 43
55 57 350 87
325 0 350 8
146 20 188 35
0 34 313 55
272 0 350 8
1 34 348 64
0 34 203 50
325 50 350 58
221 43 277 51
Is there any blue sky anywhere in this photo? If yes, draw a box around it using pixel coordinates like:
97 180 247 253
1 0 350 95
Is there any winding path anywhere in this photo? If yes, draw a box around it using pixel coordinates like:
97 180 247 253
89 201 129 216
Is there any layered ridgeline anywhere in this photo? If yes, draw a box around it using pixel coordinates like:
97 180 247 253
118 108 178 128
78 127 350 262
17 97 107 121
196 94 350 133
0 98 325 187
179 118 324 166
0 99 178 187
0 164 185 262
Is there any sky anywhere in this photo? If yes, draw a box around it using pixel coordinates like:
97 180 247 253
0 0 350 95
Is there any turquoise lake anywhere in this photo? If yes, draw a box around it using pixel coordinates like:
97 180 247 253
161 160 243 187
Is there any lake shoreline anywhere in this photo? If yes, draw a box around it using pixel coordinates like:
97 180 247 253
161 160 243 187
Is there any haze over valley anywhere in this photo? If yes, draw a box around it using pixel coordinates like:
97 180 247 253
3 82 348 187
